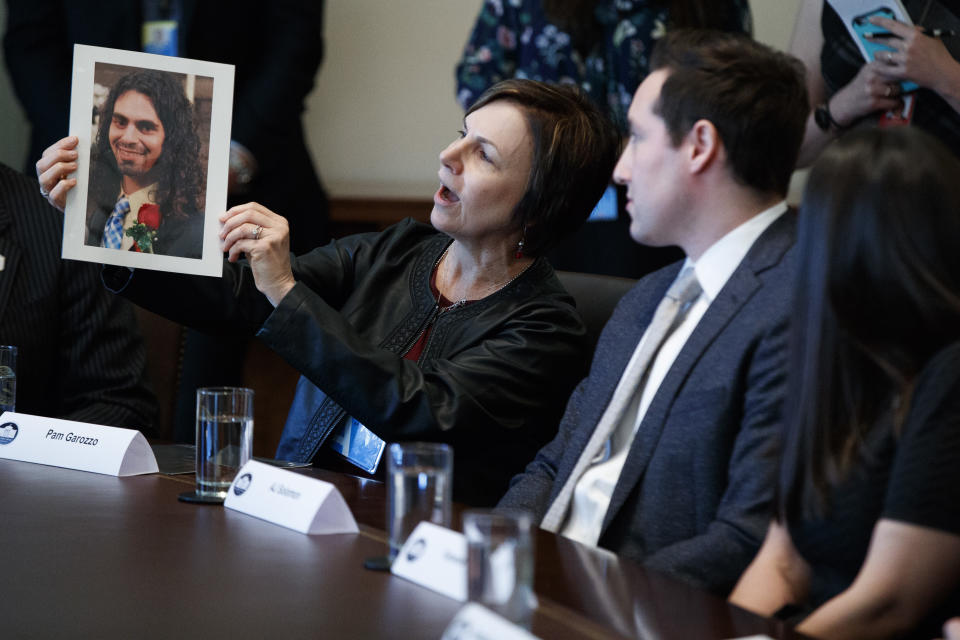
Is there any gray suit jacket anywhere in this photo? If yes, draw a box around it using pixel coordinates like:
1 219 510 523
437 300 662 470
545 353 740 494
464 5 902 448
499 211 797 594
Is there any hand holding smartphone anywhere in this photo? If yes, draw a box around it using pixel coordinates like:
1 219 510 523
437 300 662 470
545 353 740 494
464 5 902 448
851 6 919 92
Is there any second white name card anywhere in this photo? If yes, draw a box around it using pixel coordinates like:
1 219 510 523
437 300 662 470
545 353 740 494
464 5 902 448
224 460 358 535
0 411 158 476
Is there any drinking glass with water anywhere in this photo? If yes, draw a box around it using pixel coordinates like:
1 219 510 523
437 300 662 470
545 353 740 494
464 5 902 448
386 442 453 559
195 387 254 501
0 345 17 413
463 509 536 628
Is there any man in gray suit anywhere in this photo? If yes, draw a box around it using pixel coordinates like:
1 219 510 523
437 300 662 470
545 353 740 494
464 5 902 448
498 30 809 595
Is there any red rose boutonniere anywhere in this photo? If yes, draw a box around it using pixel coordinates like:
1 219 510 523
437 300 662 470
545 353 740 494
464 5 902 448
126 203 162 253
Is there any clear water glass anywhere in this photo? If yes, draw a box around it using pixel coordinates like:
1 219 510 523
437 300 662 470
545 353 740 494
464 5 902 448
464 509 535 627
386 442 452 558
0 345 17 413
195 387 254 499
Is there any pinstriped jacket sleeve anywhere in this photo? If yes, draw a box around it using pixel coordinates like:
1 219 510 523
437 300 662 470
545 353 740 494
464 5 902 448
0 163 157 432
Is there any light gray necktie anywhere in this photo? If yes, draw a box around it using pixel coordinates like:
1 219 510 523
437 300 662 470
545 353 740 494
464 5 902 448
541 267 702 532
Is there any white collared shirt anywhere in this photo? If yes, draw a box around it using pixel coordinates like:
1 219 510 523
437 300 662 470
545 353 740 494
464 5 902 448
560 201 788 547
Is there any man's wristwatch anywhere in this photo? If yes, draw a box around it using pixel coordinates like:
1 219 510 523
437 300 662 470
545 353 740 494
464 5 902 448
814 100 845 133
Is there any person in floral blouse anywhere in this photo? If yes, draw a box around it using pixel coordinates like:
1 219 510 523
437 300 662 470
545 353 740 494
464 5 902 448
456 0 752 278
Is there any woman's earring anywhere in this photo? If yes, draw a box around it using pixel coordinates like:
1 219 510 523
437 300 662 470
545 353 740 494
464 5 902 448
515 239 524 259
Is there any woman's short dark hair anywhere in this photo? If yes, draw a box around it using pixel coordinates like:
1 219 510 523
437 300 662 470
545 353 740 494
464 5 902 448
780 127 960 521
466 79 621 257
90 68 204 221
649 29 808 196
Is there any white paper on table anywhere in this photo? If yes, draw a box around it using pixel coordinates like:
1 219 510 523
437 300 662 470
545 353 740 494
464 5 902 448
0 411 158 476
223 459 358 535
441 603 542 640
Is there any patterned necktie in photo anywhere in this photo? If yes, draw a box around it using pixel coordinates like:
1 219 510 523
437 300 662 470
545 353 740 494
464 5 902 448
102 195 130 250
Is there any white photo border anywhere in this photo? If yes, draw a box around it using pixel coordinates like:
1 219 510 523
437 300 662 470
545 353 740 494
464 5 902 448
62 44 234 277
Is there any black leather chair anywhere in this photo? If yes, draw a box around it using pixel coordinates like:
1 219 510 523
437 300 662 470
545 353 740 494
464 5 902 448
556 270 637 354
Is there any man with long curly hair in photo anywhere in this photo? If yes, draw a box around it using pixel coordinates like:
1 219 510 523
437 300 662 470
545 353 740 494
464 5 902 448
85 68 204 259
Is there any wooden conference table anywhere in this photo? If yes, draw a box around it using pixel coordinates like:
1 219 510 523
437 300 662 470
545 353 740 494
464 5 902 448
0 456 808 639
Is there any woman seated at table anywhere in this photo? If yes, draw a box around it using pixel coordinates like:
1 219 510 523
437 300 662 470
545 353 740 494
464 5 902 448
38 79 621 506
729 127 960 638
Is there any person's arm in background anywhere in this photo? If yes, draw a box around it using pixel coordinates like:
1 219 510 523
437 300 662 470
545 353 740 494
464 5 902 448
454 0 522 110
790 0 900 167
57 256 158 432
730 518 960 639
497 374 590 521
729 519 812 617
796 520 960 640
3 0 74 174
220 0 323 192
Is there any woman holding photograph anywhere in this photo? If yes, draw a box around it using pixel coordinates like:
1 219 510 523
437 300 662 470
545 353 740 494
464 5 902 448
729 127 960 638
37 79 621 506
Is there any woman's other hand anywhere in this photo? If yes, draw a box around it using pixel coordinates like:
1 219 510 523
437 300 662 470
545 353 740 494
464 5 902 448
36 136 79 212
828 61 902 126
219 202 295 306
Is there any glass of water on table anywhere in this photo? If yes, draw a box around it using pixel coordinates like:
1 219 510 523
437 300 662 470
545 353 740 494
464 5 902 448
179 387 254 504
0 345 16 413
386 442 452 560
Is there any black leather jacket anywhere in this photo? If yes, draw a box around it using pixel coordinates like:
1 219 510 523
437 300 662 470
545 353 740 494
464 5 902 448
109 219 590 505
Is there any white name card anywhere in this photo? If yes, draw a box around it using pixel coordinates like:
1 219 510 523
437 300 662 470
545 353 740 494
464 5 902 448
0 411 158 476
441 603 541 640
223 460 358 535
391 521 468 602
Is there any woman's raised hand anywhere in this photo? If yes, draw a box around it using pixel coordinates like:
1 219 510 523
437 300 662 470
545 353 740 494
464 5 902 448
219 202 296 306
36 136 79 212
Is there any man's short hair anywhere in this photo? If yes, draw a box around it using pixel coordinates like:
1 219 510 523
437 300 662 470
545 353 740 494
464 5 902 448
91 69 203 221
650 30 808 196
467 79 621 257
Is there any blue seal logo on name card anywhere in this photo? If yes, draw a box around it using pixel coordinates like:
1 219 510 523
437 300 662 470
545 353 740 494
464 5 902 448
406 537 427 562
0 421 18 445
233 472 252 496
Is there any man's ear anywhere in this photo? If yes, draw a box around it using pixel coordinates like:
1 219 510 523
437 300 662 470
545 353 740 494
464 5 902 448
686 119 720 175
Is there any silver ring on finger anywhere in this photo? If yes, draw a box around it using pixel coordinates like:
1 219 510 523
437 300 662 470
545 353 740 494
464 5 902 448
39 184 50 198
252 224 263 240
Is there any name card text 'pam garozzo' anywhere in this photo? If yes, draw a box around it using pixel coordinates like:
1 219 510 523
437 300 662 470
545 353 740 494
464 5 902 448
224 459 359 535
44 429 99 445
0 411 158 476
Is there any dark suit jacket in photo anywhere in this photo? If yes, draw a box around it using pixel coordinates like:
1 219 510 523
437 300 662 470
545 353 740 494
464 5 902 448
499 211 797 595
86 196 204 259
0 162 157 431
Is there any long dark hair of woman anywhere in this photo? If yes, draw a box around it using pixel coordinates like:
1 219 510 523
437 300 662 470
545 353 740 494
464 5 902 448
89 69 203 222
779 127 960 523
541 0 750 54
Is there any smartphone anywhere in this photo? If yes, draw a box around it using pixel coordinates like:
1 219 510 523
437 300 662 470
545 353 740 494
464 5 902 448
851 7 918 92
329 416 386 474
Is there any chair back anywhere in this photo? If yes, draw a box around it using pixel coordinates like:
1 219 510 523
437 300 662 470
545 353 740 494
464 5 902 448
556 270 636 354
